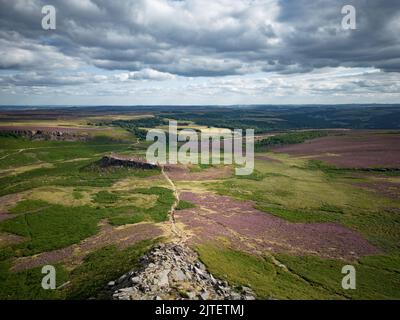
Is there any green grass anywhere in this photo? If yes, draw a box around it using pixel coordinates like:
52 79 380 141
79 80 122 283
72 190 84 200
0 159 160 197
0 239 159 300
176 200 196 210
277 254 400 300
0 136 132 170
307 159 400 176
0 261 69 300
254 205 343 223
255 131 330 151
0 203 105 256
211 154 400 252
196 244 339 299
0 189 171 256
0 135 158 198
92 191 121 204
1 131 399 301
108 187 175 225
0 135 168 260
197 244 400 300
9 199 50 214
65 239 159 299
237 169 268 181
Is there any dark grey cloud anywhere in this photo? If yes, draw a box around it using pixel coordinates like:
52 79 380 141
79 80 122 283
0 0 399 77
277 0 400 72
0 0 399 105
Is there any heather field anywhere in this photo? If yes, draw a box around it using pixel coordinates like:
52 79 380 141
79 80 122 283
0 108 399 300
273 131 400 169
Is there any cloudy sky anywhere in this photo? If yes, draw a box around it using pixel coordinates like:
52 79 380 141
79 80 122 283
0 0 399 105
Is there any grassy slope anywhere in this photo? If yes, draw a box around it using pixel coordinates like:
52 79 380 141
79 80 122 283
0 239 158 300
212 153 400 253
197 245 400 300
0 134 170 299
197 148 400 299
1 129 399 300
0 186 173 256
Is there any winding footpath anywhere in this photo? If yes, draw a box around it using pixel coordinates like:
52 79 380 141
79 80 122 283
108 166 257 300
161 166 187 243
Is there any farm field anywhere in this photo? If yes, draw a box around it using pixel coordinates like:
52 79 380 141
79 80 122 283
0 107 399 300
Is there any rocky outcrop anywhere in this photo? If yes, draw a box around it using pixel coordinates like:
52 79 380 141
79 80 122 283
106 243 256 300
0 127 89 141
97 155 159 169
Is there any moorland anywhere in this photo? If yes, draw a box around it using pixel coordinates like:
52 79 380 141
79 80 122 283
0 105 399 300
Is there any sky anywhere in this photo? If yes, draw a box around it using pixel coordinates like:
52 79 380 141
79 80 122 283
0 0 399 106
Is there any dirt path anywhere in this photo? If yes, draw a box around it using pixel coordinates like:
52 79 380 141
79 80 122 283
0 148 24 160
107 167 258 300
161 166 187 243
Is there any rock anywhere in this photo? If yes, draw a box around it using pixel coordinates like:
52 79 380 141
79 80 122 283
209 274 217 285
230 292 242 300
184 270 192 280
157 269 170 287
187 291 196 299
131 276 141 284
196 262 206 271
108 243 257 301
97 155 159 170
118 274 127 283
200 291 210 300
171 269 186 282
107 281 115 287
241 286 253 294
193 266 205 277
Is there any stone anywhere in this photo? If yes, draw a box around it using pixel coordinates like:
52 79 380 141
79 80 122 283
200 291 210 300
209 274 217 285
171 269 186 282
131 276 141 284
196 262 206 271
157 269 170 287
98 155 159 170
107 281 115 287
194 266 205 277
241 286 253 294
230 292 242 300
108 243 256 301
187 291 196 299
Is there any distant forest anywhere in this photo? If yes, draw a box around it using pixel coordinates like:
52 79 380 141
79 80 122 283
1 104 399 134
160 105 400 133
